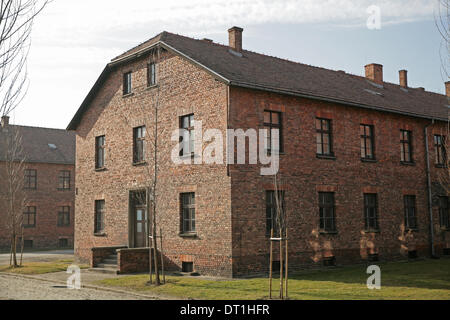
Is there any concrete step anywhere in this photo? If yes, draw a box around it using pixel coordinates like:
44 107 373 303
103 258 117 264
88 267 118 275
97 263 117 269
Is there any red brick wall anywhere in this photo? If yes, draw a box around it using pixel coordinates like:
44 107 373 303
74 50 233 277
0 162 75 250
228 86 448 275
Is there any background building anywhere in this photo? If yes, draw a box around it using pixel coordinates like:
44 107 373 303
0 116 75 250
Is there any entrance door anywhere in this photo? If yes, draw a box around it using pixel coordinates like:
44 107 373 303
134 206 148 248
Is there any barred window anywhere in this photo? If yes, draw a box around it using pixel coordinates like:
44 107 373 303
147 63 156 86
319 192 336 232
361 124 375 160
400 130 413 163
24 169 37 189
316 118 333 156
364 194 379 231
434 135 446 166
404 195 417 230
123 72 132 95
180 114 195 157
264 110 283 153
58 206 70 227
181 193 195 233
133 126 146 163
95 136 105 169
95 200 105 234
439 196 449 229
58 171 71 190
23 206 36 228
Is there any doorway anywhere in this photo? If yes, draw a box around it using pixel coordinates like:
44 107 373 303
129 190 149 248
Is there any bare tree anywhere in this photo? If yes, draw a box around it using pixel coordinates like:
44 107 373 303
122 47 163 285
0 127 27 267
435 0 449 81
0 0 49 116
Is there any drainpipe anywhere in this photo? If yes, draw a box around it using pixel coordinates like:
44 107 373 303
424 119 436 258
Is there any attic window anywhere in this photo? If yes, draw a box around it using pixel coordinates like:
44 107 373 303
367 80 384 90
228 49 243 58
364 89 384 97
48 143 57 149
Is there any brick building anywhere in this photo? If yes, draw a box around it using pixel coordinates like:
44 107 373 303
0 116 75 250
68 27 449 277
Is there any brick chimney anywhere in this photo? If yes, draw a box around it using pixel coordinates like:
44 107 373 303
228 26 243 52
365 63 383 85
399 70 408 88
446 81 450 97
1 115 9 128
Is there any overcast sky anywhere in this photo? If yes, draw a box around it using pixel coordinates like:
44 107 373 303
9 0 447 129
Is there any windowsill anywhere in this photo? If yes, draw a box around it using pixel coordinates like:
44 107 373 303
122 92 134 98
95 167 107 172
57 225 71 228
24 188 37 191
400 161 416 166
94 232 107 237
179 232 198 238
435 164 447 169
57 188 71 191
132 161 148 167
361 158 377 163
316 154 336 160
24 226 36 229
146 84 158 90
319 230 338 235
440 227 450 232
266 151 285 156
364 229 380 234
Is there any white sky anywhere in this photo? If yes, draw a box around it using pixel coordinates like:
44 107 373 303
9 0 442 129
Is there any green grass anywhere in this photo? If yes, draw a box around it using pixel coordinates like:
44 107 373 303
0 260 88 275
95 259 450 300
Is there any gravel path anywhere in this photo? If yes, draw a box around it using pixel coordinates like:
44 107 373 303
0 274 152 300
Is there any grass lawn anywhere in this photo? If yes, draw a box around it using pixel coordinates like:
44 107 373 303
0 260 88 275
95 259 450 300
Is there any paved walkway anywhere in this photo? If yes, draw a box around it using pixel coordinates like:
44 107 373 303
0 249 74 265
0 273 152 300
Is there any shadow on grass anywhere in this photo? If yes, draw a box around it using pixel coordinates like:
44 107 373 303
288 259 450 291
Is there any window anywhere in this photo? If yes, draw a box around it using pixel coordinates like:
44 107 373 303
95 200 105 234
404 195 417 230
59 238 69 248
180 114 195 157
319 192 336 232
23 206 36 228
95 136 105 169
434 135 446 166
360 124 375 160
133 126 146 163
23 240 33 249
58 206 70 227
58 171 71 190
180 193 195 233
400 130 413 163
24 169 37 189
316 118 333 156
123 72 132 95
364 194 379 231
266 190 285 236
264 111 283 153
147 63 156 86
439 196 449 229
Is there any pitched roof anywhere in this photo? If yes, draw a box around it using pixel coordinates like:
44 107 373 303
0 125 75 165
67 31 449 130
